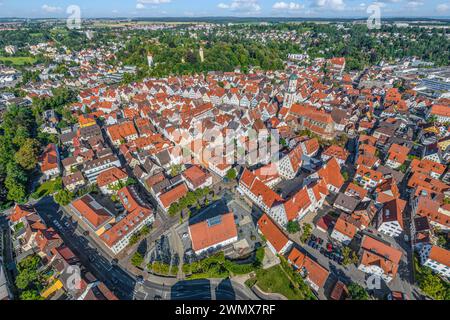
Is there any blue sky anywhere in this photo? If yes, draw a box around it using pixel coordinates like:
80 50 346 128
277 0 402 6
0 0 449 18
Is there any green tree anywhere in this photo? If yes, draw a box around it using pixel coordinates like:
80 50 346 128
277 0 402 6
15 255 42 290
225 168 237 180
286 221 301 234
14 138 40 170
131 252 144 268
300 223 312 243
54 189 74 206
20 290 44 300
419 267 449 300
348 283 370 300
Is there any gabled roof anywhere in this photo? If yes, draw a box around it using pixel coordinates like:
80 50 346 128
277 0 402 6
257 214 290 253
158 183 188 209
428 245 450 267
71 195 115 230
287 247 329 290
360 236 402 278
333 214 358 239
96 167 128 188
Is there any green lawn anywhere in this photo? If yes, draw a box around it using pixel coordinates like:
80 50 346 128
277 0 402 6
253 265 309 300
0 56 37 66
31 178 62 200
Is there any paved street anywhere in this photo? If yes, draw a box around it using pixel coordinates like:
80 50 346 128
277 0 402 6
33 196 258 300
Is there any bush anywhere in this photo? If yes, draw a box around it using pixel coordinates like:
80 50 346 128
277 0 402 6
131 252 144 267
348 283 370 300
286 221 300 234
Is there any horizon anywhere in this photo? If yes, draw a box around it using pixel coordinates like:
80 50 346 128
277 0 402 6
1 16 450 21
1 0 450 19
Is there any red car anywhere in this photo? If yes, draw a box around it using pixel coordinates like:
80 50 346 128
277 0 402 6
327 243 333 252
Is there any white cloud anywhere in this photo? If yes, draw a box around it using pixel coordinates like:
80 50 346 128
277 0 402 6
436 3 450 12
138 0 171 3
406 1 424 8
136 3 146 9
41 4 63 13
314 0 346 11
217 0 262 13
273 2 304 10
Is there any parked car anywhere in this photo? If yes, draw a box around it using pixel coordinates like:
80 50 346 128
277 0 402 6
327 243 333 252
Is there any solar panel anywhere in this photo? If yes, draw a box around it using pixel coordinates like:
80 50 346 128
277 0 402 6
207 215 222 227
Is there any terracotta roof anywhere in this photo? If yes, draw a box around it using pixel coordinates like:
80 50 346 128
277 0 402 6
100 187 153 247
96 167 128 188
71 195 114 230
284 187 311 221
257 214 290 253
182 166 211 189
428 245 450 267
318 158 345 190
323 145 349 161
158 183 188 209
410 159 446 177
107 121 138 142
430 104 450 117
287 247 329 289
380 198 406 229
360 236 402 278
40 143 59 172
345 183 368 200
334 214 358 239
9 204 36 223
189 212 238 253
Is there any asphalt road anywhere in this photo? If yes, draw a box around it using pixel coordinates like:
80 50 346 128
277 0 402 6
34 196 257 300
135 278 258 301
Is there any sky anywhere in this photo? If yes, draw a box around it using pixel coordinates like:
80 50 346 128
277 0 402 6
0 0 449 18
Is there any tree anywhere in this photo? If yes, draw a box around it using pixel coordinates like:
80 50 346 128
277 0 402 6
131 252 144 268
54 189 74 206
225 168 237 180
14 138 40 170
15 255 42 291
20 290 44 300
286 221 301 234
348 283 370 300
300 223 312 243
419 267 449 300
342 247 353 266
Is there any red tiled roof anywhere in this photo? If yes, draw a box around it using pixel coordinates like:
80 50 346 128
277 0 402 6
96 167 128 188
258 214 290 253
71 195 114 230
428 245 450 267
360 236 402 278
287 247 329 289
189 212 238 253
159 183 188 209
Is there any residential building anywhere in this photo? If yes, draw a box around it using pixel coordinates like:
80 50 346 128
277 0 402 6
287 247 329 292
358 236 402 283
419 245 450 278
257 214 292 255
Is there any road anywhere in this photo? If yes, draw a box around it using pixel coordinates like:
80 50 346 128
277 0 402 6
134 278 259 301
33 196 257 300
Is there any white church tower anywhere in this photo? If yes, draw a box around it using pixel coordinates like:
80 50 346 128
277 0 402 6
147 54 154 68
199 47 205 63
284 74 298 108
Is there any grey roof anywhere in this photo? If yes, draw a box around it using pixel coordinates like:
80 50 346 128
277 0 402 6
151 179 171 195
60 131 77 144
80 124 102 140
377 165 405 184
155 149 171 166
333 193 360 213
